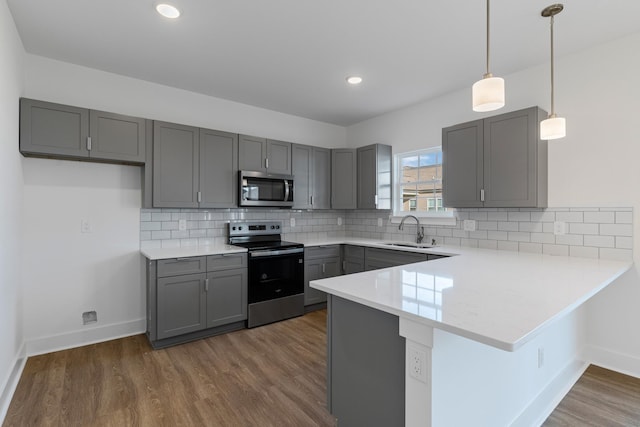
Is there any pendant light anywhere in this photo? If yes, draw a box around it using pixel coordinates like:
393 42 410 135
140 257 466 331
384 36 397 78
472 0 505 112
540 4 566 140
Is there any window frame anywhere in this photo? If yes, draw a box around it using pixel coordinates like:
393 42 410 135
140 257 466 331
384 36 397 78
390 147 455 226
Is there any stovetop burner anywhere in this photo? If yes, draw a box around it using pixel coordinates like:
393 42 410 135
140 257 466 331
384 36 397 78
227 221 302 251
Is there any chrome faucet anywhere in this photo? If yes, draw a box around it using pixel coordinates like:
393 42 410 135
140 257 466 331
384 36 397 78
398 215 425 244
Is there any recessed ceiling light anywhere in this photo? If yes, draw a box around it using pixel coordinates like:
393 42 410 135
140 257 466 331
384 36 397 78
346 76 363 85
156 3 181 19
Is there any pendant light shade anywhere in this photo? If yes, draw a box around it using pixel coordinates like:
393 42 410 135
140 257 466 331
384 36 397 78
472 0 505 112
472 75 505 112
540 4 566 140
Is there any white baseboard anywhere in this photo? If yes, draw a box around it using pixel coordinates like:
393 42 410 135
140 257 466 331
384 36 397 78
0 342 27 425
586 345 640 379
25 318 146 357
510 359 589 427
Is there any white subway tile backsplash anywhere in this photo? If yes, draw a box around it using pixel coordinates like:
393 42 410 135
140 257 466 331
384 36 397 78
568 223 599 235
543 244 569 256
583 211 615 224
616 212 633 224
584 235 615 248
599 224 633 237
555 212 584 223
139 207 632 261
599 248 633 262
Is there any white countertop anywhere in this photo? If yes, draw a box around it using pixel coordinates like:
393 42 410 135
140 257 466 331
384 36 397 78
310 246 632 351
141 243 247 260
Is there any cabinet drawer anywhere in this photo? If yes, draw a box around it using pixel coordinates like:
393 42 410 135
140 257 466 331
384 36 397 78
365 247 428 266
306 245 341 260
207 253 247 271
343 245 364 260
157 257 206 277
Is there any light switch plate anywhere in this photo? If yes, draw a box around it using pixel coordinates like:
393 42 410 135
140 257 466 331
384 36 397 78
290 217 296 227
463 220 476 232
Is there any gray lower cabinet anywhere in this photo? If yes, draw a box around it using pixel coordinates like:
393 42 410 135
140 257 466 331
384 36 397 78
327 295 405 426
342 245 365 274
304 246 341 306
364 247 428 271
152 121 237 208
357 144 392 210
238 134 291 175
292 144 331 209
20 98 146 164
442 106 548 208
331 148 357 209
147 253 248 348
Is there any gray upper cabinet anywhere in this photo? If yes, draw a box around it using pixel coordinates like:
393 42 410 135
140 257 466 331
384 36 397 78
442 106 548 208
292 144 331 209
238 134 292 175
331 149 357 209
357 144 392 210
19 98 145 164
199 128 238 208
153 121 199 208
153 121 237 208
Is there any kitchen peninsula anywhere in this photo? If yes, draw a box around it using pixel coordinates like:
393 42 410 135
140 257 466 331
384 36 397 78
311 247 632 427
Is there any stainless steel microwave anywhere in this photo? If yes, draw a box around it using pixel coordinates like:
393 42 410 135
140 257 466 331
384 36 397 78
239 171 294 208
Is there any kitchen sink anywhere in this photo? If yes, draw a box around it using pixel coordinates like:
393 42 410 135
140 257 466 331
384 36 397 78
381 242 436 249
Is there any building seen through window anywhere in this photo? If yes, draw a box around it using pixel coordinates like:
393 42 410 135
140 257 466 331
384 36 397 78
395 149 446 214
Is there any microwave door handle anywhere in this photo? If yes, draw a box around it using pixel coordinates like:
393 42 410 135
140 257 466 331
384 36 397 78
284 179 290 202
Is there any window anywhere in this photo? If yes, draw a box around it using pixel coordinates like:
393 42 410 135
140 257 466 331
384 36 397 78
393 148 453 223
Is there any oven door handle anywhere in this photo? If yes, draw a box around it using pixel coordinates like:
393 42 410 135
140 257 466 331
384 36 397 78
284 179 290 202
250 247 304 258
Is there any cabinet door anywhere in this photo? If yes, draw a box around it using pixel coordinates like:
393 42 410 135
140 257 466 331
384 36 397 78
442 119 484 208
312 147 331 209
200 129 238 208
292 144 313 209
157 273 206 339
206 268 248 328
238 134 266 172
323 256 341 278
19 98 89 158
483 107 544 207
89 110 146 163
266 139 292 175
153 121 199 208
343 245 365 274
331 149 357 209
357 145 377 209
304 259 327 306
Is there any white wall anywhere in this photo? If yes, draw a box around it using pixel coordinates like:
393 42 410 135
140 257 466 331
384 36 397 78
0 0 24 419
20 55 347 354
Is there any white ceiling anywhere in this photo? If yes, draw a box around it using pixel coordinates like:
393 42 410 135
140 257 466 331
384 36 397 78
7 0 640 126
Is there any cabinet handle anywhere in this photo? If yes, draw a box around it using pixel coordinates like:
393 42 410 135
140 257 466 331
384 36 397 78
342 260 346 272
87 136 92 151
322 263 326 274
265 158 269 169
310 195 313 206
197 191 202 203
480 189 485 202
205 278 209 292
175 257 193 261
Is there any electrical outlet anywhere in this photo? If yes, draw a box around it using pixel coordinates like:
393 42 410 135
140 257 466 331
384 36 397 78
553 221 566 235
463 220 476 232
290 217 296 227
82 311 97 325
178 219 187 231
538 347 545 368
80 219 92 233
337 217 343 226
377 218 383 227
408 346 427 383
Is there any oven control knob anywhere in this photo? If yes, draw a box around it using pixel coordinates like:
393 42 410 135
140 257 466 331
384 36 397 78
239 226 243 230
232 226 236 230
270 225 275 229
277 225 280 229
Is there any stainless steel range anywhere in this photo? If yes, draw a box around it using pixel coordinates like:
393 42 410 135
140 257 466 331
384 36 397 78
228 221 304 328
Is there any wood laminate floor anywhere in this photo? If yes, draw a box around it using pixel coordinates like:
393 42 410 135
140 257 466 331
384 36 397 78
5 309 640 426
3 310 336 427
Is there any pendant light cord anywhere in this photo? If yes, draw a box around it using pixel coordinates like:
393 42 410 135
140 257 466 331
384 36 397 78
485 0 491 77
549 15 555 115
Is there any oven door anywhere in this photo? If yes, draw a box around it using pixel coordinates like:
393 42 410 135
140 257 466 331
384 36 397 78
248 248 304 304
